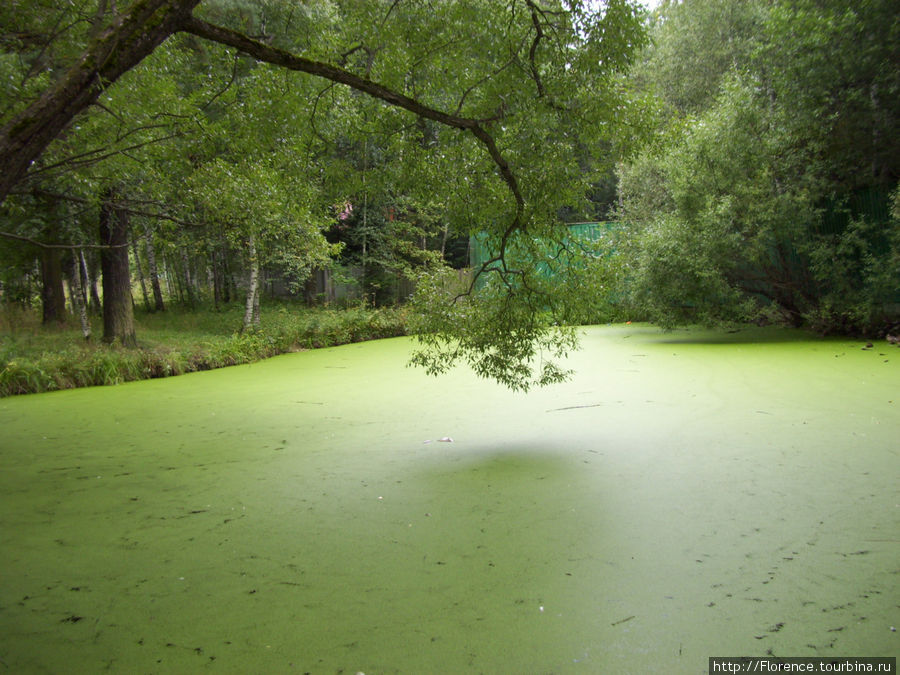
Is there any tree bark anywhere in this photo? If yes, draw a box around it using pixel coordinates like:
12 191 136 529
209 248 222 310
180 248 197 308
252 270 261 326
242 234 259 332
132 235 151 312
79 249 102 314
40 247 68 325
77 249 91 311
87 255 103 314
0 0 201 203
70 249 92 340
99 195 137 346
144 224 165 311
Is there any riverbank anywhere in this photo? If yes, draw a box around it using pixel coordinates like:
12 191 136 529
0 303 408 397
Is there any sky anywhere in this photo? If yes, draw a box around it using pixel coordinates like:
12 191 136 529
638 0 664 12
586 0 664 14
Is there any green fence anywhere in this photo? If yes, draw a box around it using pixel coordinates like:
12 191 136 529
468 221 619 277
468 187 898 309
818 186 894 236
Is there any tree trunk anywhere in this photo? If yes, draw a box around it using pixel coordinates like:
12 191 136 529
0 0 201 204
40 247 68 325
180 248 197 308
82 250 102 314
242 234 260 332
163 256 177 300
252 271 261 326
209 248 222 310
144 224 165 311
77 249 91 311
132 235 151 312
99 196 137 346
70 249 91 340
221 244 233 303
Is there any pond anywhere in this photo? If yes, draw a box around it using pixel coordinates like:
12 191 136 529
1 325 897 673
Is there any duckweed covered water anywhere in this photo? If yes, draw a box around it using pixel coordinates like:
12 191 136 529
0 325 897 673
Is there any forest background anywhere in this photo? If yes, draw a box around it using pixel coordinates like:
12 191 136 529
1 0 898 396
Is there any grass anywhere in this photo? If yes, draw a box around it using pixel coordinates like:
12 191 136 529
0 301 408 397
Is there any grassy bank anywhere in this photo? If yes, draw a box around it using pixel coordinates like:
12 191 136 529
0 303 408 397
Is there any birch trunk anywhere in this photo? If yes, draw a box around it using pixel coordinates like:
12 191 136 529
78 250 91 311
70 249 91 340
252 272 261 327
242 234 259 332
84 251 102 314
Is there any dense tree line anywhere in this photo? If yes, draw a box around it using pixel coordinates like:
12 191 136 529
616 0 900 333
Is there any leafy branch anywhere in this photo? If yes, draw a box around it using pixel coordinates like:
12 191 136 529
181 14 526 259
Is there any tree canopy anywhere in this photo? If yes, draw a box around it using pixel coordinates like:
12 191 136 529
1 0 650 389
617 0 900 333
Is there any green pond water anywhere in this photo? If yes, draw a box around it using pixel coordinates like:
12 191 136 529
1 324 897 674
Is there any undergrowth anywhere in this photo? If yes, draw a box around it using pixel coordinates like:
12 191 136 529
0 303 408 397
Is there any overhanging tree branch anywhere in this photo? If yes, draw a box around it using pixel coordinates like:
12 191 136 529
1 1 528 275
179 15 525 229
0 188 193 249
25 130 182 179
0 0 201 203
0 230 130 250
182 17 480 130
525 0 547 97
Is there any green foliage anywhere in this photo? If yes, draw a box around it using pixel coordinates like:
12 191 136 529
617 0 900 334
619 78 812 326
186 157 338 279
804 207 900 334
622 216 749 329
634 0 764 116
408 266 579 392
3 0 652 389
758 0 900 191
